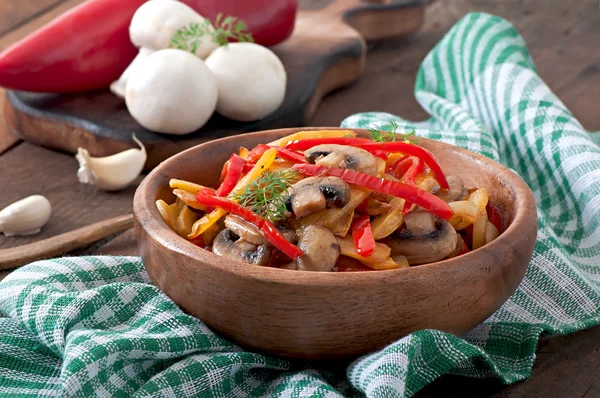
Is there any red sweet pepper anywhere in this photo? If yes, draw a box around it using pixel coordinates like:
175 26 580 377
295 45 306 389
215 154 245 197
0 0 297 93
181 0 297 47
389 156 424 214
195 188 303 259
246 144 306 164
291 164 454 220
0 0 145 92
285 138 448 188
351 215 376 256
486 203 503 233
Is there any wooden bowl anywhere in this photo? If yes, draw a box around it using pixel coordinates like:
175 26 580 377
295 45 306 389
133 127 538 359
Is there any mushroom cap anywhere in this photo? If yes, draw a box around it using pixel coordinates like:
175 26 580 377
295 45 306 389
130 0 217 58
304 144 379 176
125 49 218 135
205 42 287 121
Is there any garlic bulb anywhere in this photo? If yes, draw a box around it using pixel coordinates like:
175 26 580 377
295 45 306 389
76 135 147 191
0 195 52 237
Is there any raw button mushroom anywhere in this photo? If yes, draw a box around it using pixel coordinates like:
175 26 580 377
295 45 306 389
125 49 218 135
205 42 287 121
111 0 217 98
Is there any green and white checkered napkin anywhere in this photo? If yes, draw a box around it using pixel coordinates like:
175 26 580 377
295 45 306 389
1 12 600 397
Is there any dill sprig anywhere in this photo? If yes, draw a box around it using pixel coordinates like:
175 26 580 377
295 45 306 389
368 120 420 144
170 13 254 53
229 170 299 223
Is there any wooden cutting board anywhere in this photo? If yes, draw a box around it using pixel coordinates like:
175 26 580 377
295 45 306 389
3 0 424 170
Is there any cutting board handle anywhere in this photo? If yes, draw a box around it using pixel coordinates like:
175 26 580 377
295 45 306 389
323 0 425 40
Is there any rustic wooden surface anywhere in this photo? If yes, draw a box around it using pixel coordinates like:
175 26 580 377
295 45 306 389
0 0 599 395
3 0 424 170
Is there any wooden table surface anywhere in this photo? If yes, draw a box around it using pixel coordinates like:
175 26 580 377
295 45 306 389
1 0 599 396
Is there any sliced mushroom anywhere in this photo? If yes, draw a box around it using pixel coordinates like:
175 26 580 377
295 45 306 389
277 226 298 243
435 176 467 202
224 215 267 245
212 228 271 266
382 211 457 265
304 144 379 176
295 225 340 272
284 176 351 218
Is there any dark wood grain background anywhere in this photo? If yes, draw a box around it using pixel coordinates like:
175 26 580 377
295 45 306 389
0 0 599 396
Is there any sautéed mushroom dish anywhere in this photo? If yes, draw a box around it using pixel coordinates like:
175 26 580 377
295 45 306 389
156 129 503 272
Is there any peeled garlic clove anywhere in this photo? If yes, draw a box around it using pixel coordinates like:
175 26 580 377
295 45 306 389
0 195 52 237
76 134 147 191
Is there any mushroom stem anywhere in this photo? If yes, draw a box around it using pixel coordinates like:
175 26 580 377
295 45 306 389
110 48 154 98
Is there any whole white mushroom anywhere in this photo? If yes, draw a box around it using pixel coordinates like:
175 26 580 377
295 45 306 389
205 42 287 122
125 49 218 135
111 0 217 98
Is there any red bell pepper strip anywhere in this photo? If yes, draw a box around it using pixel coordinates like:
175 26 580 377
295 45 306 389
486 203 503 233
390 156 424 214
286 138 449 189
285 137 389 159
0 0 145 92
181 0 297 47
291 164 453 220
351 215 376 256
242 162 256 174
195 188 303 259
457 239 471 256
0 0 297 93
246 144 306 164
215 154 245 197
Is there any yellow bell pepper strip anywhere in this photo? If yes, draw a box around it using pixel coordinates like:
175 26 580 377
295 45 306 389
268 130 356 147
188 148 277 239
291 164 454 220
195 188 303 259
155 200 179 231
370 197 406 240
172 189 209 211
336 236 398 270
169 179 205 194
286 139 449 189
467 188 489 250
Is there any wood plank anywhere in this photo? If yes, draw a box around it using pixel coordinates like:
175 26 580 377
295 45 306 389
0 0 66 37
0 89 19 154
310 0 600 132
0 0 86 51
0 143 139 251
95 228 139 257
416 325 600 397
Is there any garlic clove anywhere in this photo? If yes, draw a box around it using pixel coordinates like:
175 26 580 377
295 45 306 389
76 134 147 191
0 195 52 237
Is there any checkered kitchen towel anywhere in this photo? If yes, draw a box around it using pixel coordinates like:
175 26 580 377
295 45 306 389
1 12 599 397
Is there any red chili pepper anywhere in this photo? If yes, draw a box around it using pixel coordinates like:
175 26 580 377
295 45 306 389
215 154 245 197
195 188 303 259
0 0 145 92
291 164 453 220
0 0 297 93
181 0 297 47
286 138 449 189
486 203 503 233
246 144 307 164
351 215 376 256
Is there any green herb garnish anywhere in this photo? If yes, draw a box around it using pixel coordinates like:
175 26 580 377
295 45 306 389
230 170 299 223
170 13 254 53
368 120 419 144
